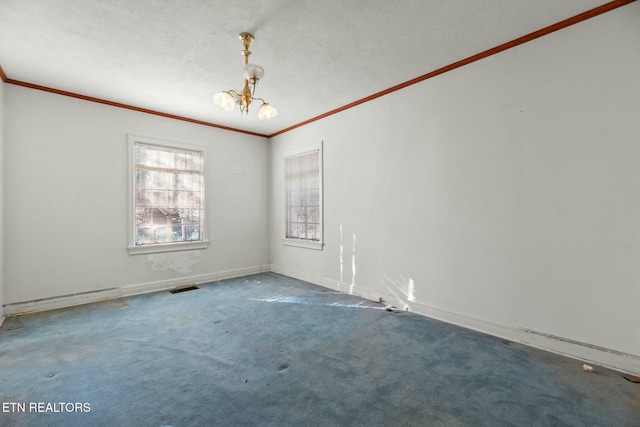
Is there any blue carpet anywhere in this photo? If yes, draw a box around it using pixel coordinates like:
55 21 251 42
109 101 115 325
1 273 638 426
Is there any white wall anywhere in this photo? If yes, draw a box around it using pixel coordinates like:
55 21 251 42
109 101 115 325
269 3 640 373
4 86 270 312
0 78 5 323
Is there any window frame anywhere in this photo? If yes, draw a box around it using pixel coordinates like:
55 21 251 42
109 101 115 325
127 134 209 255
282 141 324 250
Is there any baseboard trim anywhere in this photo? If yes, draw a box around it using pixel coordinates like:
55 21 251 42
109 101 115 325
407 300 640 376
516 328 640 376
3 265 270 316
5 264 638 375
268 264 384 303
269 264 640 376
3 288 121 316
119 265 270 298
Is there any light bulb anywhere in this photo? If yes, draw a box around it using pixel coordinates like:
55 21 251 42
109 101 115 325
213 91 235 111
258 103 278 120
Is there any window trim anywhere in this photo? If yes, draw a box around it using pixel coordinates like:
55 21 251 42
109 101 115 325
282 141 324 250
127 134 209 255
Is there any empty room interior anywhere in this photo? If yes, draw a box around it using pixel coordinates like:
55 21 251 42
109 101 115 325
1 0 640 425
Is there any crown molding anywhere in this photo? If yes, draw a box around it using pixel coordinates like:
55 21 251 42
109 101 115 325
1 0 634 139
267 0 636 138
0 64 8 82
1 75 269 138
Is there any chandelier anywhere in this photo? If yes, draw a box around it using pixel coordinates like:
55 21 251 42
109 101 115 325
213 32 278 120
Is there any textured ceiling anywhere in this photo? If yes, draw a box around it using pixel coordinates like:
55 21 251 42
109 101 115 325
0 0 614 136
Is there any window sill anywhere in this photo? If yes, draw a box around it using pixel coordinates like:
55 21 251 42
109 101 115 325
282 238 324 251
128 240 209 255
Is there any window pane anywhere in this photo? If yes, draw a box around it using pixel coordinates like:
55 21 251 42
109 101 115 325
308 207 319 224
134 142 204 246
285 149 320 241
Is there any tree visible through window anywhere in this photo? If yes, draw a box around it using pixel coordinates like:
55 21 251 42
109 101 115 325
284 142 323 249
132 139 205 249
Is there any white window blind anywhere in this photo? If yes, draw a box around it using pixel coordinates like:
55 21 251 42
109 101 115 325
285 149 321 241
130 137 206 254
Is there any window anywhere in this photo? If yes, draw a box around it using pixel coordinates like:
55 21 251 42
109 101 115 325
128 135 208 254
283 141 323 250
